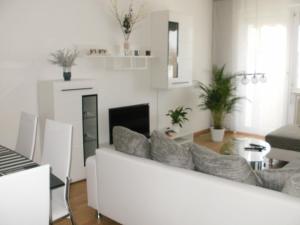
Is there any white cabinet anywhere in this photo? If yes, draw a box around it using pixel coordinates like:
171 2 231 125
37 79 99 182
151 11 193 89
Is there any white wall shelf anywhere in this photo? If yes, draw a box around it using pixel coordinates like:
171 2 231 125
85 55 155 71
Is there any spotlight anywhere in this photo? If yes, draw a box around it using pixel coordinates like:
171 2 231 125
260 74 267 83
252 74 259 84
241 75 249 85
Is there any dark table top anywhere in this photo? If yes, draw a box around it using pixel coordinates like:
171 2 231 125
0 145 64 189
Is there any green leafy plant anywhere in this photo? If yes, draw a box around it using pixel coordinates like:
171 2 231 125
49 48 79 68
166 106 192 128
196 65 243 129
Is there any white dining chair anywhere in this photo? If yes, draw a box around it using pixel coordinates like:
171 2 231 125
41 119 74 225
15 112 38 160
0 165 50 225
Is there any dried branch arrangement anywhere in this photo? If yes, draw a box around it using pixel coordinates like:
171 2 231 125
110 0 146 41
49 48 79 68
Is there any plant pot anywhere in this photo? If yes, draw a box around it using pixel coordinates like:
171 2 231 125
172 124 181 134
210 127 225 142
63 67 71 81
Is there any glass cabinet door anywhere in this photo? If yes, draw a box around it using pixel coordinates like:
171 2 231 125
168 21 179 79
82 95 99 165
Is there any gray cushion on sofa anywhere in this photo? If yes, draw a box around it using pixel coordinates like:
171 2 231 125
150 130 194 170
113 126 150 158
190 144 259 185
282 173 300 197
257 161 300 191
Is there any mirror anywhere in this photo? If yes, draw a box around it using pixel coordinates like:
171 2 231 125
168 21 179 79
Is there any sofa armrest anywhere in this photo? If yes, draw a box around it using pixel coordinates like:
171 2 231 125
86 156 98 210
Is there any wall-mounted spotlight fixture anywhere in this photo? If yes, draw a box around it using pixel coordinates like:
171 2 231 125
235 72 266 85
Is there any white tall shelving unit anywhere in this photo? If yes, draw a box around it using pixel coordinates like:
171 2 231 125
37 79 99 182
151 11 194 89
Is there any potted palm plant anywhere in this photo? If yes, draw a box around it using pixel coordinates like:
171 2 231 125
196 65 242 142
166 106 192 133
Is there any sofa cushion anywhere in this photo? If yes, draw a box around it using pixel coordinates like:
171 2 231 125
282 173 300 198
257 161 300 191
190 143 259 185
113 126 150 159
150 130 194 170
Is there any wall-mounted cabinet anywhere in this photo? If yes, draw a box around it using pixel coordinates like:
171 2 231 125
38 79 99 182
151 11 193 89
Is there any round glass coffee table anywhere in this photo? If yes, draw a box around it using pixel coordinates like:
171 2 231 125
220 137 271 170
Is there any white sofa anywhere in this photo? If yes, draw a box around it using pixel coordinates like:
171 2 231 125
86 148 300 225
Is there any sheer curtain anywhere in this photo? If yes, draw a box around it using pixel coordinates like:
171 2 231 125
229 0 289 135
288 5 300 123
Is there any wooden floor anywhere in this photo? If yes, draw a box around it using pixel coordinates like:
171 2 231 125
54 131 264 225
53 181 119 225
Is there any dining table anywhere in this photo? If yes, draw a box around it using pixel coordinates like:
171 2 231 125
0 145 64 189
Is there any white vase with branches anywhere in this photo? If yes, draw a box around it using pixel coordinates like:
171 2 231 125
110 0 146 56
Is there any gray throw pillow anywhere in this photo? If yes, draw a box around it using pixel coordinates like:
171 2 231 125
113 126 150 159
257 161 300 191
282 173 300 198
190 143 260 185
150 130 194 170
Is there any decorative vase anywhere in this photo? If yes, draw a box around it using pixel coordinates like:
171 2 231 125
123 39 130 56
210 127 225 142
172 124 181 134
63 67 71 81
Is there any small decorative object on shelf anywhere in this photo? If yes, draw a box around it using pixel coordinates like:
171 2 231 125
88 49 108 56
145 50 151 56
110 0 146 56
166 106 192 133
49 48 79 81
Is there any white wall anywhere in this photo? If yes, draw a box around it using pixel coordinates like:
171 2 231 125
0 0 212 161
213 0 233 69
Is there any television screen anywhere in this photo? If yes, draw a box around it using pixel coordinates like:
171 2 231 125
109 104 150 144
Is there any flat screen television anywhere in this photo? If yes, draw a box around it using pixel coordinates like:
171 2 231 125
109 104 150 144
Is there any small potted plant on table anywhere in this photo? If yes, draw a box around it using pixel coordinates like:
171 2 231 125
196 65 242 142
166 106 192 133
